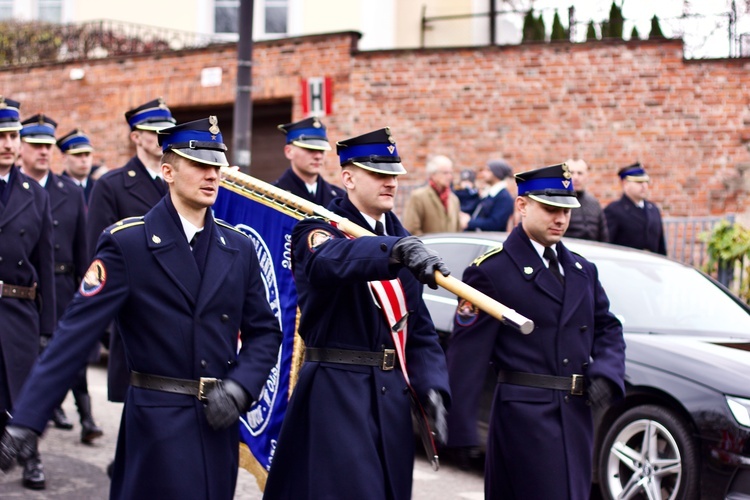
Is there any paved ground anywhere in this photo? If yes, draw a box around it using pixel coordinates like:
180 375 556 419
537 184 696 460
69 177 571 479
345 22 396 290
0 364 485 499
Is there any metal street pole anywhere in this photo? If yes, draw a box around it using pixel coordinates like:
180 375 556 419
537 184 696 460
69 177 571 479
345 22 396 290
233 0 254 172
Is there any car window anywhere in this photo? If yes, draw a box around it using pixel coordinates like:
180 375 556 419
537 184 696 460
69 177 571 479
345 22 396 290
595 258 750 337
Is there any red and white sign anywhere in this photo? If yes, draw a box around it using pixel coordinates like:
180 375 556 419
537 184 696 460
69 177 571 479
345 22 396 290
301 76 333 117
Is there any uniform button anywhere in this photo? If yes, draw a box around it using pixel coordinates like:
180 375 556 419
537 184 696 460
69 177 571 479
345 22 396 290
53 220 59 227
19 229 25 235
54 244 60 250
200 360 207 368
564 395 570 403
0 256 3 263
580 325 588 332
380 243 388 252
17 261 23 266
562 358 569 366
227 360 235 367
403 386 409 394
381 387 387 394
220 314 229 323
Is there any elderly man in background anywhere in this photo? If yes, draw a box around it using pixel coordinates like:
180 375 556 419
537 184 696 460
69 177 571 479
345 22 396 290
403 154 462 235
565 158 609 242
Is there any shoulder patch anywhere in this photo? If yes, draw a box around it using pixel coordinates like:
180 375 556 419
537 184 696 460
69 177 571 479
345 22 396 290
109 218 145 234
472 243 503 267
455 298 479 327
307 229 334 252
215 219 248 236
80 259 107 297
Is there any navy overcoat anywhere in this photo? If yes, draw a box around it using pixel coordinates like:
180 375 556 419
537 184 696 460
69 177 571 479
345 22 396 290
604 195 666 255
0 167 55 410
446 225 625 499
263 196 450 500
10 196 282 500
87 155 165 401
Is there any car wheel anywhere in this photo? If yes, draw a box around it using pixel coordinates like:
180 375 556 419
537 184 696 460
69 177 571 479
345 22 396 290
598 405 699 500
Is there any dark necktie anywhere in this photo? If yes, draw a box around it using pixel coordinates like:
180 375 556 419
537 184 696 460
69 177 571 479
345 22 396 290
0 179 6 198
189 231 201 251
374 221 385 236
543 247 564 285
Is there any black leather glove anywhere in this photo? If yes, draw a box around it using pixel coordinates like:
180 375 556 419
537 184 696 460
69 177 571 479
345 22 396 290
0 425 37 472
391 236 450 289
204 379 251 430
588 378 614 410
425 389 448 446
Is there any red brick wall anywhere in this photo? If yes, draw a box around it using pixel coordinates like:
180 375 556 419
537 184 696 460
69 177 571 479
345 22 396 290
2 32 748 217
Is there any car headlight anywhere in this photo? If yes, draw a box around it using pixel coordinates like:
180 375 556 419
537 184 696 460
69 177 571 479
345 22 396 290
726 396 750 428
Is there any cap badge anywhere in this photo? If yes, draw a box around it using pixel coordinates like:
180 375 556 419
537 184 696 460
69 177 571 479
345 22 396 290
0 96 6 109
562 180 571 189
562 163 572 179
313 117 322 128
37 115 46 125
157 97 167 109
152 235 161 244
209 115 220 135
387 145 395 154
524 266 533 275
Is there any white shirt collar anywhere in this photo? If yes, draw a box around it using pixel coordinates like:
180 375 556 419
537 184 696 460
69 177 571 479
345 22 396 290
38 173 49 187
486 180 507 198
528 239 563 276
0 172 9 183
306 182 317 195
145 168 162 181
178 213 203 244
360 212 387 235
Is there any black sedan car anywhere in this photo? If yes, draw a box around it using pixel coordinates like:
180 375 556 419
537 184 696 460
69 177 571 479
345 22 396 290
421 232 750 500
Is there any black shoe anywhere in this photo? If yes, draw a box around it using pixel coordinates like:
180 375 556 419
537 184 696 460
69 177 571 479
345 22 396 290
81 419 104 444
22 456 46 490
50 407 73 430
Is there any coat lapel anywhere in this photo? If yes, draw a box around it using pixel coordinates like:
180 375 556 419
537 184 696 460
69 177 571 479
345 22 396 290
504 227 564 304
123 158 163 208
46 174 67 212
144 201 201 305
195 222 238 313
0 169 34 228
557 243 588 325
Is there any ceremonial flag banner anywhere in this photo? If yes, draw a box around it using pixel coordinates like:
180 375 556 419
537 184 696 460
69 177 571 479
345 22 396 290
213 185 303 490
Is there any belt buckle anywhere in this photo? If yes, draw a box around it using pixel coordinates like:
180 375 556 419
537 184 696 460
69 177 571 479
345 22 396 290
198 377 218 401
382 349 395 371
571 374 584 396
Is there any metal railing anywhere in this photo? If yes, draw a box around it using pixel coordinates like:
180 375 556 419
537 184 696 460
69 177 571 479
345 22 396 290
663 215 735 269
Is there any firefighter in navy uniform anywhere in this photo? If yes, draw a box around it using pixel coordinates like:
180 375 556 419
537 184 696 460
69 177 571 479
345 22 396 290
58 129 96 203
87 98 176 406
604 162 667 255
18 115 104 443
445 163 626 499
273 116 345 206
264 128 451 500
0 116 282 500
0 99 55 491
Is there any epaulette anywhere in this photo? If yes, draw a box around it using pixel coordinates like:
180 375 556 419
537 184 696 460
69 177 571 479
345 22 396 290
216 219 247 236
109 217 145 234
471 243 503 267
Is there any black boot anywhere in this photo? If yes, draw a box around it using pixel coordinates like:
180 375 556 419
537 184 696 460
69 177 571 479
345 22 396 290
75 393 103 444
21 436 45 490
50 406 74 430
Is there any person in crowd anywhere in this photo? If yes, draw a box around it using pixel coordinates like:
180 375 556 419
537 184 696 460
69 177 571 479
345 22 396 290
263 127 451 499
0 98 55 491
58 129 96 203
453 167 481 215
604 162 667 255
462 159 514 232
445 163 626 499
403 154 462 235
0 116 282 500
87 98 176 407
19 115 104 445
273 116 345 206
565 158 609 242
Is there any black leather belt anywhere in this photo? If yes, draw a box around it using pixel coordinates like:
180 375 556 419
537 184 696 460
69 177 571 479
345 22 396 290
54 262 74 275
497 370 586 396
304 347 396 371
0 281 37 300
130 371 218 401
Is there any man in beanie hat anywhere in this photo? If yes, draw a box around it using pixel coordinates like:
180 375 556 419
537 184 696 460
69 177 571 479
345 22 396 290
0 116 282 500
446 163 625 499
463 159 515 232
